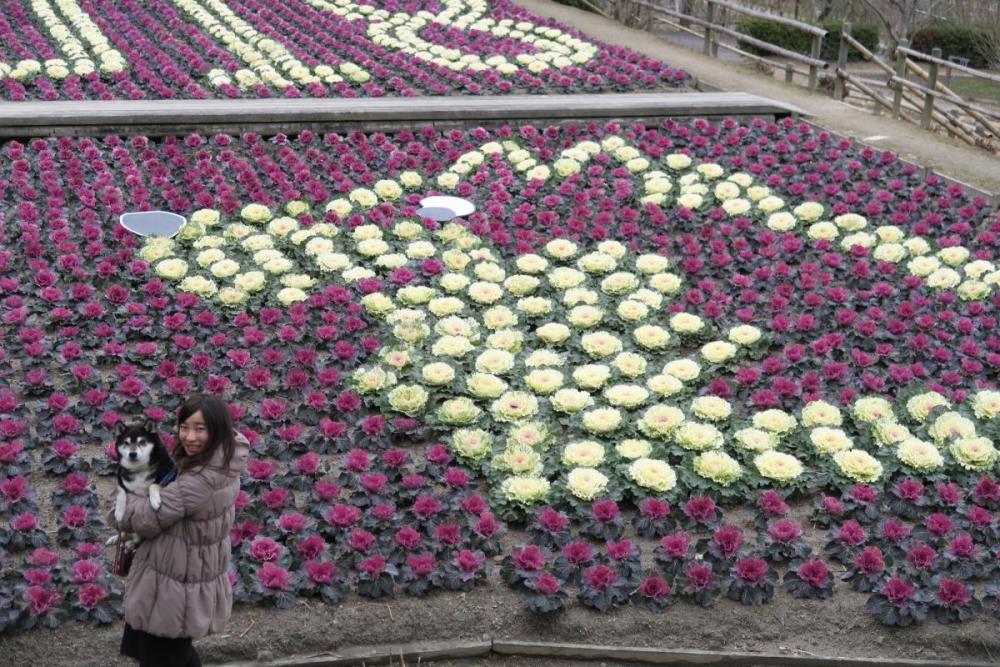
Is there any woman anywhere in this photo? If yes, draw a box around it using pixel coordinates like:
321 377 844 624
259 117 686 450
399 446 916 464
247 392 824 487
116 394 249 667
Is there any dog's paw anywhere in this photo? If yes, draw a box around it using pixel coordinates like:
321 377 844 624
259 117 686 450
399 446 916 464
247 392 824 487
149 484 162 511
114 488 127 522
105 533 120 546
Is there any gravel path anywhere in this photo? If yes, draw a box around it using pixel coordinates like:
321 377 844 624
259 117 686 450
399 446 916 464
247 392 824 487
514 0 1000 197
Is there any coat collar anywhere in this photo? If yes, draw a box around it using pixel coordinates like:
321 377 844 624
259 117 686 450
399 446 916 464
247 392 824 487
188 437 249 476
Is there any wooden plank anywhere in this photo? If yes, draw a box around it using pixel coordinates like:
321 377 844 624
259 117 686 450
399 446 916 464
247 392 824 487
897 46 1000 83
652 14 703 39
577 0 611 18
0 114 787 139
0 93 808 137
710 0 827 36
842 33 875 61
492 640 1000 667
833 21 851 99
0 93 800 120
218 640 491 667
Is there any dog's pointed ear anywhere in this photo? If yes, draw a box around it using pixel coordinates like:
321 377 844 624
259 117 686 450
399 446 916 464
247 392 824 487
114 421 126 437
143 420 156 434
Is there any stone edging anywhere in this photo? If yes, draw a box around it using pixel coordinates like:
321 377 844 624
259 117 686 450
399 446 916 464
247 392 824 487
214 639 999 667
0 92 806 138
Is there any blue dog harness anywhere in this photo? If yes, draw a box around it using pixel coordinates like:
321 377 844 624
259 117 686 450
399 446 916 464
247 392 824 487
158 465 178 486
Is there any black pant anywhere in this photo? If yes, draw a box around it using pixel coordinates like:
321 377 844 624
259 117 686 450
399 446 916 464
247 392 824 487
121 622 202 667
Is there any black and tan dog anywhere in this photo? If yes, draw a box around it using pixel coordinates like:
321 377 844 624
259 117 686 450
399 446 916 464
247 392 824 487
107 421 177 548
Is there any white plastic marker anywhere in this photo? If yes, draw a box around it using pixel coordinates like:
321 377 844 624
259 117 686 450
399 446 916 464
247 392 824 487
119 211 187 238
419 195 476 218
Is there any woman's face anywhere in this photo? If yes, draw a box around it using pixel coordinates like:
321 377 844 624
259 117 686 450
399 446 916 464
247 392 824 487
179 410 211 457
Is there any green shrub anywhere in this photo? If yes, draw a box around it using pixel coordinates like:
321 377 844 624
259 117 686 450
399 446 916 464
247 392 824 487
910 24 992 69
737 16 811 57
736 17 879 62
820 23 880 61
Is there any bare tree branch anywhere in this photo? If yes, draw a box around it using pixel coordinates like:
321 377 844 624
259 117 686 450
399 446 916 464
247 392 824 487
853 0 902 46
973 22 1000 69
815 0 835 23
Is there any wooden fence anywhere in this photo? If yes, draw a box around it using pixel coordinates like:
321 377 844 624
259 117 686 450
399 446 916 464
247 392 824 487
614 0 828 89
832 25 1000 149
602 0 999 151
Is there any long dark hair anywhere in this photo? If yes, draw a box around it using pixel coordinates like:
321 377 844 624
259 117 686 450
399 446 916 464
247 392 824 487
174 394 236 473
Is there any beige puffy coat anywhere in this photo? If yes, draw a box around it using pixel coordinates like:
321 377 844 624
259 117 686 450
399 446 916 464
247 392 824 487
116 436 249 639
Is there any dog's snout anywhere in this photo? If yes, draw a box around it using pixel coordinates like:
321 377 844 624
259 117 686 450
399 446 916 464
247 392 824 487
128 451 138 460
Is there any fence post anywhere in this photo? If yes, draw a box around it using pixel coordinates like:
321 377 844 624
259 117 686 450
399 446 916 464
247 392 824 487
678 0 691 29
833 21 851 100
808 32 823 91
921 47 941 129
785 64 794 83
892 39 908 119
703 1 715 56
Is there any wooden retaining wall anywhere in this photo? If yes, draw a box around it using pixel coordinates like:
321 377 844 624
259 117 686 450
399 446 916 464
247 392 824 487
0 92 806 138
215 638 1000 667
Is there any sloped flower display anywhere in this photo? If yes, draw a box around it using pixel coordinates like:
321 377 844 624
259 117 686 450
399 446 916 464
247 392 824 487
0 0 686 101
0 118 997 632
127 130 998 519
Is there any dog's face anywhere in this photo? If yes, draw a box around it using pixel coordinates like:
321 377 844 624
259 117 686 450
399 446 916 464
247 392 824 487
115 422 162 470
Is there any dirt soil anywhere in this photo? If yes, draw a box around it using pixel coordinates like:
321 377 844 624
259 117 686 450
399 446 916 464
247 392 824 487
512 0 1000 197
2 562 997 667
2 499 997 667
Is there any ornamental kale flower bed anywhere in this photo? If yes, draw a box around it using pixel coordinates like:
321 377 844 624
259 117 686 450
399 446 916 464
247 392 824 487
0 117 998 634
0 0 686 101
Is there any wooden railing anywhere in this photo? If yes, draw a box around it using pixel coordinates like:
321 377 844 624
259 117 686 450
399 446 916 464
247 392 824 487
831 23 999 149
600 0 998 151
615 0 828 90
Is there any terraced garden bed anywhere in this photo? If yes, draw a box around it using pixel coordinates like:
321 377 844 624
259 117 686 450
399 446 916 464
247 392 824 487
0 116 997 663
0 0 687 101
